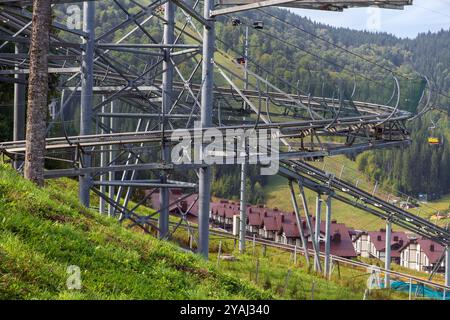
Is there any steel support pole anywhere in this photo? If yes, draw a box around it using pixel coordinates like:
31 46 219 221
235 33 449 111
159 0 174 239
288 181 310 265
385 220 392 288
99 96 106 214
445 246 450 287
13 43 26 169
239 24 249 253
244 25 249 103
108 100 115 217
79 1 95 207
198 0 215 258
298 184 322 272
239 158 247 253
324 195 332 277
314 194 321 271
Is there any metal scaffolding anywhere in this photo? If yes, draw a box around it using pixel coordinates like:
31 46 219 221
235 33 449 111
1 0 450 288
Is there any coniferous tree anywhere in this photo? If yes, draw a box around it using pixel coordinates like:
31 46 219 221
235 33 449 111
24 0 52 186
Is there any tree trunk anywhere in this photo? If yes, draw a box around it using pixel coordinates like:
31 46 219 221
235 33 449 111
24 0 52 187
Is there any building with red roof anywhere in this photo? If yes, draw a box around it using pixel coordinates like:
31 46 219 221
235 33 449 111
148 192 362 260
353 228 409 264
210 200 239 228
146 189 199 222
246 212 262 233
400 238 445 273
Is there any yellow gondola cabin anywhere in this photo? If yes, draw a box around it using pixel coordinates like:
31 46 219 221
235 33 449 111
428 137 440 145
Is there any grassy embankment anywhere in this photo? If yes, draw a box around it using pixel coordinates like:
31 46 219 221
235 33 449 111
0 164 270 299
0 164 424 300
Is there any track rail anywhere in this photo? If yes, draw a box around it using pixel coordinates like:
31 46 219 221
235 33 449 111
277 160 450 246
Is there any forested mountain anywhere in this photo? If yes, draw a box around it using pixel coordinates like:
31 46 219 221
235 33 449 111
352 27 450 198
0 3 449 202
215 7 450 200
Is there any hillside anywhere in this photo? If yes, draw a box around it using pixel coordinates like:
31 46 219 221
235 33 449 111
2 164 429 300
0 164 272 299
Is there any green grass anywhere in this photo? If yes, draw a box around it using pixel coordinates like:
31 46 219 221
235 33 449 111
207 238 416 300
0 164 270 300
0 164 437 300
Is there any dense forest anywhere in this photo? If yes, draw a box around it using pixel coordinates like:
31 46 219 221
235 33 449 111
0 3 449 202
354 29 450 198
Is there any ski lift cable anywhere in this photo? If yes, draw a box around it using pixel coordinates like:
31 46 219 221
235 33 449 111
226 15 429 115
258 8 450 102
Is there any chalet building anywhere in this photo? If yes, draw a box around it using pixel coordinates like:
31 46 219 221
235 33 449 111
400 238 445 273
211 201 239 229
274 213 296 243
273 216 357 258
353 228 408 263
209 201 222 223
147 188 199 222
279 222 302 246
246 212 262 234
304 218 357 259
260 214 279 240
353 231 370 258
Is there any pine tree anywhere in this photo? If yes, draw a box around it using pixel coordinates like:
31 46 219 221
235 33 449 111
24 0 52 186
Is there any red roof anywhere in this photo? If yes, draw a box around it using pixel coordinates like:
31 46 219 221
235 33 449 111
247 205 267 215
417 238 444 263
312 221 357 258
224 207 237 218
276 213 296 225
262 216 280 231
278 219 356 258
368 229 409 257
148 189 199 217
247 213 262 226
281 222 300 238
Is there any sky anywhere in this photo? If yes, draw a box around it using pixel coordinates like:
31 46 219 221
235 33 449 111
290 0 450 39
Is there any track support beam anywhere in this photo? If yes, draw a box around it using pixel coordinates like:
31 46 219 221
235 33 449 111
79 1 95 207
239 161 247 253
288 180 310 266
385 219 392 288
198 0 215 259
324 195 332 277
13 43 26 170
445 246 450 288
159 0 175 239
314 194 321 272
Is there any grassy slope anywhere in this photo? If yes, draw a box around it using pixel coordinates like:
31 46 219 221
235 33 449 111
0 164 376 300
0 164 271 300
0 164 436 299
